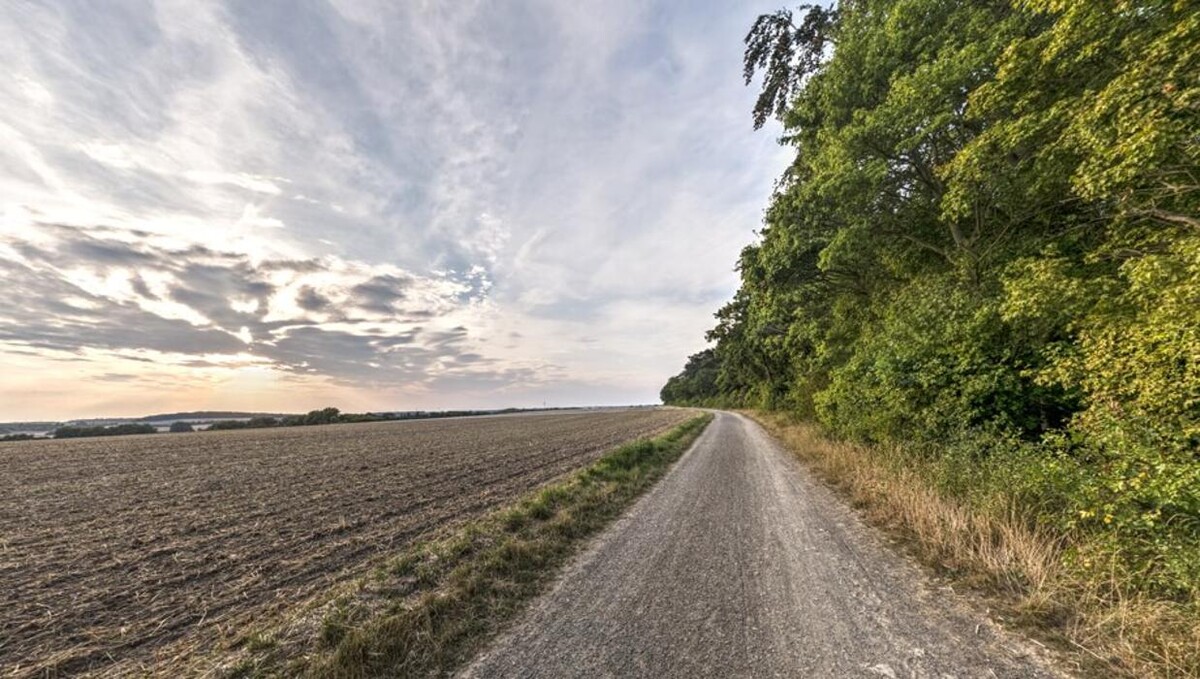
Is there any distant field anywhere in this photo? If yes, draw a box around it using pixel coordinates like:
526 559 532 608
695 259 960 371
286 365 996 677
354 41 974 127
0 408 690 677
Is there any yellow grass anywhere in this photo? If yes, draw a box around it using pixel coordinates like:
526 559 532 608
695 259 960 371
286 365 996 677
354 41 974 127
749 410 1200 679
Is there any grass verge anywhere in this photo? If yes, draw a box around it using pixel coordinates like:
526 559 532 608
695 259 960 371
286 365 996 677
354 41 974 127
748 410 1199 679
219 413 711 678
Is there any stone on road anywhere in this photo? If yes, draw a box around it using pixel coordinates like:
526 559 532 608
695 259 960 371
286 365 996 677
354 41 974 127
462 411 1059 678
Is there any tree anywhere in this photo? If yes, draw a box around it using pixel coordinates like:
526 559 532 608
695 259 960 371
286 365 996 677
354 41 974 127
665 0 1200 596
169 421 195 433
660 350 722 405
743 3 838 129
302 407 342 425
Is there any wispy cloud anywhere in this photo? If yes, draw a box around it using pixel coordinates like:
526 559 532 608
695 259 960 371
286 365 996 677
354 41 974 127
0 0 788 419
0 222 504 380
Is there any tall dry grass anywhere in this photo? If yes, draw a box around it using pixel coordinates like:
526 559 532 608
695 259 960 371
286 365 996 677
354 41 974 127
749 411 1200 679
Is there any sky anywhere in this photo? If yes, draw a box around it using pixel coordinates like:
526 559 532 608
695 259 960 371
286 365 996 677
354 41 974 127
0 0 790 421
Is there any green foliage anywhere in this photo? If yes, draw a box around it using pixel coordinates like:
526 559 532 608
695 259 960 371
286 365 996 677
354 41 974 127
743 4 838 129
53 423 157 438
664 0 1200 599
660 349 721 404
947 0 1200 231
208 417 279 431
816 274 1075 443
169 421 195 433
300 407 340 426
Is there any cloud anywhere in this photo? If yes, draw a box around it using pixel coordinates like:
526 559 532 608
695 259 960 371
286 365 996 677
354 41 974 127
351 274 412 314
0 0 792 419
296 285 330 312
0 223 519 391
184 171 285 195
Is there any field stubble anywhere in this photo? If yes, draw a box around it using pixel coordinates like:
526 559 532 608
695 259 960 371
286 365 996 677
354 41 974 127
0 408 689 677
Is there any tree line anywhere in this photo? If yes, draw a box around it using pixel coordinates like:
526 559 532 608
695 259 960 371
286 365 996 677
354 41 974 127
2 407 531 440
663 0 1198 599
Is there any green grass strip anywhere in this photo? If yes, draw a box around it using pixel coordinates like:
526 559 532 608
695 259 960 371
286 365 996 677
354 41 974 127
228 413 711 679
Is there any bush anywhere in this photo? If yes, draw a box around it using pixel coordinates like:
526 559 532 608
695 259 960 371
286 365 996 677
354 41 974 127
815 275 1074 445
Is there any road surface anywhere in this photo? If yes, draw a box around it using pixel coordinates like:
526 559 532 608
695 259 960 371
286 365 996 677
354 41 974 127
462 411 1059 678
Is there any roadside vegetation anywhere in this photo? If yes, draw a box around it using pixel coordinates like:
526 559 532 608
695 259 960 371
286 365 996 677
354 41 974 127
663 1 1198 676
753 412 1198 677
218 414 711 678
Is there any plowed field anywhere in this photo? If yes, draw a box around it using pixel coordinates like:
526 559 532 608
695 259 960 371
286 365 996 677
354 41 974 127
0 408 690 677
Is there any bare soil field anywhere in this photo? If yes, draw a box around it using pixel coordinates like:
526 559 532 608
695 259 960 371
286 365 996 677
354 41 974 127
0 408 689 677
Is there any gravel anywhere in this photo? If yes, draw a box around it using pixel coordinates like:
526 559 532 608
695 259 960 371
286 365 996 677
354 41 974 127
462 411 1062 678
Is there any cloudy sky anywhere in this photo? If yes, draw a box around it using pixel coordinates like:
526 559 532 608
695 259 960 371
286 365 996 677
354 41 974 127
0 0 788 420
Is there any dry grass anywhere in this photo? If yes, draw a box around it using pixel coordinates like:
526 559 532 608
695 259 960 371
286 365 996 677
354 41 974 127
210 414 713 678
748 410 1200 679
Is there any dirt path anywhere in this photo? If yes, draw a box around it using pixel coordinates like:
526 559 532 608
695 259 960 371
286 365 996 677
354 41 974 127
462 411 1061 678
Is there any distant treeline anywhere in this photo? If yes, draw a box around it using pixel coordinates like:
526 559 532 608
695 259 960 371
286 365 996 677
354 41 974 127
52 424 158 439
33 407 530 439
209 407 354 430
206 407 522 431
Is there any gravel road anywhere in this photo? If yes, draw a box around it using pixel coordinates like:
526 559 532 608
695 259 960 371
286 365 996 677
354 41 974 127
462 411 1061 678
